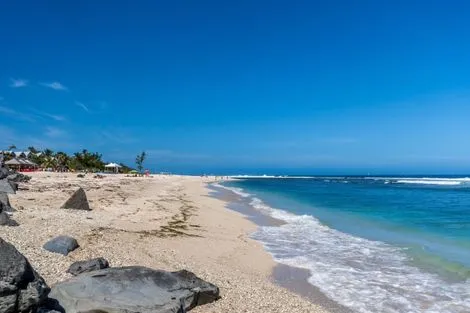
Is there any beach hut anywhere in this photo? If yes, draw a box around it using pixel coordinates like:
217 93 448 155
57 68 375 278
5 158 38 171
104 162 122 173
5 158 22 170
5 157 38 172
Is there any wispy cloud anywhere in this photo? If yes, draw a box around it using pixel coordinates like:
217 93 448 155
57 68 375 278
0 105 35 122
40 81 68 91
0 125 18 147
318 137 358 145
264 137 359 149
0 125 77 151
0 106 16 115
44 126 67 138
43 113 66 121
9 78 28 88
100 129 137 144
30 108 66 122
75 101 90 113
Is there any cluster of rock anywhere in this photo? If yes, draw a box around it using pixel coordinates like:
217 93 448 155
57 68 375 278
0 161 30 226
0 161 220 312
0 238 50 313
1 237 220 313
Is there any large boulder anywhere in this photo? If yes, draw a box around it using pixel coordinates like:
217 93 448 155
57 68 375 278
43 236 79 256
0 167 9 179
0 192 10 208
0 192 15 213
0 212 18 226
67 257 110 276
0 237 50 312
60 188 90 211
7 173 31 183
47 266 220 313
0 179 16 194
0 212 9 225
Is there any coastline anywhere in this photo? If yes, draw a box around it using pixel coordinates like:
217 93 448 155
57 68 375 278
0 172 330 312
209 182 352 313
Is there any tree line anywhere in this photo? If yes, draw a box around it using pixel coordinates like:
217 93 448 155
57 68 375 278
2 145 146 173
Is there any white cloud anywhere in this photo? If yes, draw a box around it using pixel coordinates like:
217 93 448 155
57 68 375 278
0 106 15 115
0 105 35 122
318 137 358 144
40 81 68 91
30 108 66 122
43 113 66 121
44 126 67 138
75 101 90 113
9 78 28 88
100 130 137 144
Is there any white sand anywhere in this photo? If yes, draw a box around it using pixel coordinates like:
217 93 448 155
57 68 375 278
0 172 330 312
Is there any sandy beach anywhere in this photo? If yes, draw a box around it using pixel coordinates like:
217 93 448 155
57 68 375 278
0 172 330 313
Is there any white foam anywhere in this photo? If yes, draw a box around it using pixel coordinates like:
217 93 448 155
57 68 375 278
218 184 470 313
212 183 251 198
365 177 470 186
230 175 316 179
396 180 462 186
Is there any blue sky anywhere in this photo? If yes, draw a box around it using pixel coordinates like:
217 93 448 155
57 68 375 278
1 1 470 174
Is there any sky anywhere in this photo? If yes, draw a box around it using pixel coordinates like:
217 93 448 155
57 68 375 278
1 0 470 174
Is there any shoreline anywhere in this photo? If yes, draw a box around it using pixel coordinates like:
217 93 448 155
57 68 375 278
208 182 351 313
1 172 330 312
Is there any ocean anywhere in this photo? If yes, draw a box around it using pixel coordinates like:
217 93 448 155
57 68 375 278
214 176 470 313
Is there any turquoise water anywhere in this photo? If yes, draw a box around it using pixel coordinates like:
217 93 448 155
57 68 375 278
218 177 470 313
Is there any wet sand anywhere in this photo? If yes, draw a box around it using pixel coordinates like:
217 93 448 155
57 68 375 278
209 184 351 313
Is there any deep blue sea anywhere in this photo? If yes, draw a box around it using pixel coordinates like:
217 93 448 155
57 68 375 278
216 176 470 313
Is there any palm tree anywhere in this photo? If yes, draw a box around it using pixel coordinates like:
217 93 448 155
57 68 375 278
55 152 69 171
72 149 104 172
135 151 146 173
8 144 16 150
43 149 54 158
28 146 38 154
41 157 57 170
41 149 55 169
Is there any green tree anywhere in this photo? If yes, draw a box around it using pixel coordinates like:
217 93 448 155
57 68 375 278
72 149 104 172
27 146 38 154
27 147 41 164
55 151 69 171
119 163 133 174
40 149 55 169
135 151 146 173
8 144 16 150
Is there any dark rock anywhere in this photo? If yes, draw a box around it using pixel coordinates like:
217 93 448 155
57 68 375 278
48 266 220 313
67 257 110 276
43 236 79 256
0 192 15 213
0 237 50 312
7 173 18 181
37 308 62 313
61 187 90 211
0 179 16 194
77 174 85 178
0 191 10 207
7 173 32 183
0 167 9 179
0 211 10 225
37 298 65 313
0 212 18 226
